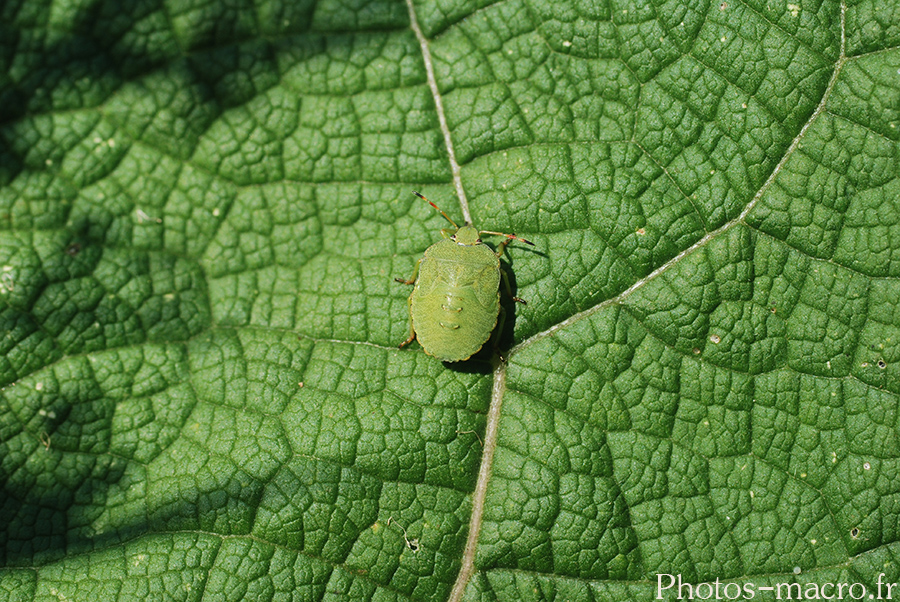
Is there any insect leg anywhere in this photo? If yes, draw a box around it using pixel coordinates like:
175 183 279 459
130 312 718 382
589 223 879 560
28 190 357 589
486 232 534 255
492 305 508 362
501 268 526 304
395 258 422 286
399 291 417 349
495 237 512 258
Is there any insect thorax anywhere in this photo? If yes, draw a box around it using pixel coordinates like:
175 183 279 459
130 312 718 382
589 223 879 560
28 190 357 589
424 237 498 264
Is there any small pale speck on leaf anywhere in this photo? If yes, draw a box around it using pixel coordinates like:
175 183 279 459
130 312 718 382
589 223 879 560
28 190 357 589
299 382 304 388
636 228 646 235
136 209 156 223
562 40 572 47
0 272 12 293
710 334 721 344
787 3 800 16
878 360 886 369
692 348 701 354
457 429 483 446
793 567 801 575
864 462 871 470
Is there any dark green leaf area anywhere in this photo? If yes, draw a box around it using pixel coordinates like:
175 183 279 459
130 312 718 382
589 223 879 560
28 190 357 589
24 533 219 600
478 389 641 581
180 330 486 596
0 344 191 565
251 459 469 598
434 0 835 202
624 227 876 379
22 245 209 355
499 309 859 583
846 0 900 56
748 51 900 275
1 322 489 595
274 338 490 485
0 0 899 599
489 214 899 586
155 32 447 186
851 280 900 393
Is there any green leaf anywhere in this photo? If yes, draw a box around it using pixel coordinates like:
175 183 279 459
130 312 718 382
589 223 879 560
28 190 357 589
1 0 898 600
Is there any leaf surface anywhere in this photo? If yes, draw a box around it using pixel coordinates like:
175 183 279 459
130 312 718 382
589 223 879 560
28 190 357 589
1 0 899 600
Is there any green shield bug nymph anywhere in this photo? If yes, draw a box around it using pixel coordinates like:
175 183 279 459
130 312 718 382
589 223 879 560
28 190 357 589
396 191 533 362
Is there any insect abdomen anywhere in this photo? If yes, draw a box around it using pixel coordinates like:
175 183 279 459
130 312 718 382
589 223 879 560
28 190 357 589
411 285 499 362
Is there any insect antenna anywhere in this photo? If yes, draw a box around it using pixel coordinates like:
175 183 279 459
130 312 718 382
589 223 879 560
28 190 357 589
479 230 535 246
413 191 458 229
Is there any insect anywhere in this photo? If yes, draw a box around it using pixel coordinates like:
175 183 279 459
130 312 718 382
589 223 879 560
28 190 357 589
396 191 533 362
